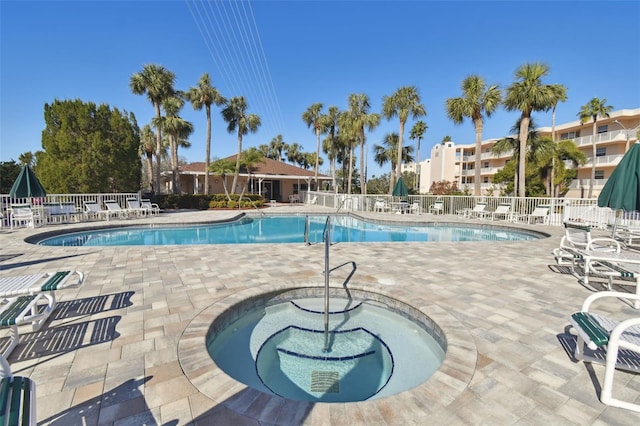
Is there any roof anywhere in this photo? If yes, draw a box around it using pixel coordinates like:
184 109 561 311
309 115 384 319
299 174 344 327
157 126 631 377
178 156 331 180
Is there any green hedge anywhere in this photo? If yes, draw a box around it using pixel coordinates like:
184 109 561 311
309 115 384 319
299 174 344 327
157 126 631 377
150 194 265 210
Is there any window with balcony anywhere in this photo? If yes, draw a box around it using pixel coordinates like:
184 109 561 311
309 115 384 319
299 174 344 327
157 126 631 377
596 147 606 157
560 131 580 140
597 125 608 134
595 170 605 180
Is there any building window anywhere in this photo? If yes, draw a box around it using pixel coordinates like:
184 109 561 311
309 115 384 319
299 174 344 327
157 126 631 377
596 147 606 157
483 177 489 183
595 170 605 180
483 161 489 168
560 131 580 140
597 125 608 134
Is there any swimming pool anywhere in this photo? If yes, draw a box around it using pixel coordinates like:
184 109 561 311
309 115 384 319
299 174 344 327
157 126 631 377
36 215 543 246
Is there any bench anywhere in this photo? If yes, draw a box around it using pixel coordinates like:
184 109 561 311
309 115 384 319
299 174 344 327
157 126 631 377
0 356 36 426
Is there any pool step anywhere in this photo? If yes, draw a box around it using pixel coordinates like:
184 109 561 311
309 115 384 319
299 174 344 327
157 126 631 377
311 371 339 393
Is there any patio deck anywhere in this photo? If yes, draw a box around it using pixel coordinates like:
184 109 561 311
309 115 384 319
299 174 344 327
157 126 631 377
0 206 638 425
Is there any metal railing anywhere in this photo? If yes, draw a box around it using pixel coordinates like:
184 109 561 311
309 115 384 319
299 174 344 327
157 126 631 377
301 191 631 230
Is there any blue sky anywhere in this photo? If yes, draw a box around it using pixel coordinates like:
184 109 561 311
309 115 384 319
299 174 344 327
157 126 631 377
1 0 639 178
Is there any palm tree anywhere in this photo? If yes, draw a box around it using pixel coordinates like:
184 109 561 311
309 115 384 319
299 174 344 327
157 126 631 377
302 103 325 186
138 124 156 190
209 158 236 200
337 111 359 194
159 95 193 194
504 62 561 197
373 132 415 193
130 64 175 193
409 120 428 191
240 147 266 194
220 96 261 194
382 86 426 192
578 97 614 198
538 139 586 196
321 106 340 191
185 73 226 195
269 134 287 161
285 142 303 165
548 84 568 197
445 75 502 196
347 94 380 194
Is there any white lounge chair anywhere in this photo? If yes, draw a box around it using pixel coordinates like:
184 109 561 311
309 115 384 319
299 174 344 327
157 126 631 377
0 354 36 425
104 200 128 219
410 201 421 215
0 270 84 358
429 200 444 215
83 201 109 221
489 203 512 221
141 199 160 215
553 221 620 266
126 198 147 217
569 291 640 412
525 204 550 224
459 202 488 219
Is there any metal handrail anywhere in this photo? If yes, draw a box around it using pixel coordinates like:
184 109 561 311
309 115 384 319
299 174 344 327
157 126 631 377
323 215 330 352
239 195 264 217
336 197 352 214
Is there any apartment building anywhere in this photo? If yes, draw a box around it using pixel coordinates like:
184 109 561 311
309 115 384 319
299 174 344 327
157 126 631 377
411 108 640 197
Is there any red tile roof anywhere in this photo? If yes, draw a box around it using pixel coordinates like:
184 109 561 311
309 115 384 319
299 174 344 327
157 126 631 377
179 156 329 178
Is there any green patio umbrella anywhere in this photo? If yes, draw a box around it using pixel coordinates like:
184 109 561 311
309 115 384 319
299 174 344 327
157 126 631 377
598 142 640 211
597 142 640 235
392 176 408 197
9 165 47 198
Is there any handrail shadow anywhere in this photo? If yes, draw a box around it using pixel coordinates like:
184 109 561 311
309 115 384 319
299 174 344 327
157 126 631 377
0 253 92 271
51 291 134 320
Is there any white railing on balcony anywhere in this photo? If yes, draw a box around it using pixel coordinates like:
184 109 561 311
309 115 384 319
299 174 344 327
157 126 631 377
572 129 627 147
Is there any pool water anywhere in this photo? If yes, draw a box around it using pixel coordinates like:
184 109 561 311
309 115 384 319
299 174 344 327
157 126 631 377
37 215 540 246
208 297 445 402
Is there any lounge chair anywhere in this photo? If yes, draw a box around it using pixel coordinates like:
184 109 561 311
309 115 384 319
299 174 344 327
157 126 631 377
307 196 317 205
569 291 640 412
0 270 84 358
553 221 620 266
489 203 512 221
46 202 81 224
126 198 147 217
9 204 35 229
83 201 109 221
104 200 128 219
141 199 160 215
0 354 36 425
429 200 444 215
410 201 421 215
525 204 550 224
458 202 488 219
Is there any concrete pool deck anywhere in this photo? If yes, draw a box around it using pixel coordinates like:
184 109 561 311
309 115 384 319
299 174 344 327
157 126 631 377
0 206 639 425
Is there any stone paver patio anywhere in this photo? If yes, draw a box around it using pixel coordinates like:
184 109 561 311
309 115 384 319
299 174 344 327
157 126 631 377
1 206 639 425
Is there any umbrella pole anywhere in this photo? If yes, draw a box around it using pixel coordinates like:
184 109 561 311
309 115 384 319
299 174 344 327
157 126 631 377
611 209 622 239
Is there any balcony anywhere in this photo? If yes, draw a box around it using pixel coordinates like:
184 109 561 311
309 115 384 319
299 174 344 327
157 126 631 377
571 130 627 147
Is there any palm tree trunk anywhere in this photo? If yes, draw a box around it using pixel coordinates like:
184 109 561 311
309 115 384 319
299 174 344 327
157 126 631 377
314 129 320 186
473 118 483 196
518 116 530 197
360 130 366 195
347 145 354 194
204 106 212 195
232 133 242 194
395 121 406 188
146 154 153 192
171 135 179 194
154 102 162 194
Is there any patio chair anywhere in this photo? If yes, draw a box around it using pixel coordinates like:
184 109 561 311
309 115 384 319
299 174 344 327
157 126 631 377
410 201 421 215
429 200 444 215
457 202 488 219
374 199 390 213
126 198 147 217
489 203 511 221
569 291 640 412
553 221 620 266
141 199 160 215
83 200 109 221
0 270 85 358
104 200 129 219
0 354 36 425
524 204 550 224
9 204 35 229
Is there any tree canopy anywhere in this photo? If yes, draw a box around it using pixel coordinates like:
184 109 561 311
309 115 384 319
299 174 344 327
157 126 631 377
37 99 141 193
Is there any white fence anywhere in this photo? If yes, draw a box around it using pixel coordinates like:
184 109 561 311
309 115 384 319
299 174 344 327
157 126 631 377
302 191 638 230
